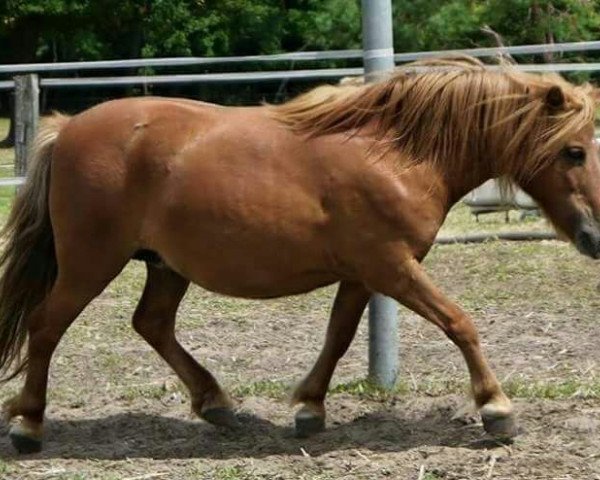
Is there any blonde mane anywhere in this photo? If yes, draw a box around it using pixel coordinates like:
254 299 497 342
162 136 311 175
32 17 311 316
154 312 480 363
270 55 597 182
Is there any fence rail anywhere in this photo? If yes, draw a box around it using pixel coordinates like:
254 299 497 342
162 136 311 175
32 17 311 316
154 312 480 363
2 63 600 91
393 40 600 62
0 50 364 74
0 68 363 90
1 40 599 75
3 39 600 187
0 178 24 186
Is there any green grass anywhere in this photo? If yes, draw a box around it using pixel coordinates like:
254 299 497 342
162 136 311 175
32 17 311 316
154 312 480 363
27 353 599 412
229 376 600 402
332 377 600 400
0 459 15 476
439 201 549 237
232 379 290 399
0 117 16 224
108 375 600 403
422 473 444 480
214 466 254 480
504 378 600 400
118 382 168 402
331 378 409 398
0 117 13 165
342 376 600 401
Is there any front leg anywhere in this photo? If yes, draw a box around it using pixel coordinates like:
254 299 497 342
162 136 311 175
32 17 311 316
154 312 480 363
364 256 517 439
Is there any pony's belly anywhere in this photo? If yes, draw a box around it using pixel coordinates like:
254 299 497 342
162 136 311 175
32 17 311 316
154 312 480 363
152 225 339 298
189 268 338 299
166 251 339 298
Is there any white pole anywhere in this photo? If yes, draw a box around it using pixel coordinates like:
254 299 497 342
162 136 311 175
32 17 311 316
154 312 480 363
362 0 399 389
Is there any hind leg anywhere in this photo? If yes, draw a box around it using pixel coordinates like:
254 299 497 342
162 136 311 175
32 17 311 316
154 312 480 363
4 258 127 453
132 263 237 427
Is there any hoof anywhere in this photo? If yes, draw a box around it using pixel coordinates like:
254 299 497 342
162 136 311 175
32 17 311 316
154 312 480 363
2 396 19 422
201 407 240 429
9 429 42 454
295 408 325 438
481 411 518 440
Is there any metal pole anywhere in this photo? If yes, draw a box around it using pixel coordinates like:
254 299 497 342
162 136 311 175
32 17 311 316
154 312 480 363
362 0 399 389
14 74 39 178
362 0 395 79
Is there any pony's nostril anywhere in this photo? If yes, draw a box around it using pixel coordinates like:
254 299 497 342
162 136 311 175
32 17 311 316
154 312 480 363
575 224 600 259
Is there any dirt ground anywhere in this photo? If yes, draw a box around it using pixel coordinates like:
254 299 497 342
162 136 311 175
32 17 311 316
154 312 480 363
1 207 600 479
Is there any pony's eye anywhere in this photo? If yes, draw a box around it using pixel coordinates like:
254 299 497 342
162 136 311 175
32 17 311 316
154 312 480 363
563 147 586 165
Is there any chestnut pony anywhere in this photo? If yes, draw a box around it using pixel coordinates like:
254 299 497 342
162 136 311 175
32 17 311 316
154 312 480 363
1 56 600 453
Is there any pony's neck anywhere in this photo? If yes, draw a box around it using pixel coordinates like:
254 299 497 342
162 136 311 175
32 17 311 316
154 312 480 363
441 159 497 207
380 131 497 211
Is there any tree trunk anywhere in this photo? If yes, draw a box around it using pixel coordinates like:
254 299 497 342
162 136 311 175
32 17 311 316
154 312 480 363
531 1 555 63
542 3 555 63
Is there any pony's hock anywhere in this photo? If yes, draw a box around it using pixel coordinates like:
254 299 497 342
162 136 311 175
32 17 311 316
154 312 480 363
1 56 599 452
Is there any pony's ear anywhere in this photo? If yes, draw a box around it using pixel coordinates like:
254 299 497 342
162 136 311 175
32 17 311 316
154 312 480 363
545 85 565 109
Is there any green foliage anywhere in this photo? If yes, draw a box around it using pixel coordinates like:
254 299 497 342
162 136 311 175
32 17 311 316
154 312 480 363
393 0 482 52
2 1 600 111
479 0 600 47
2 1 600 63
0 0 361 62
286 0 361 50
392 0 600 55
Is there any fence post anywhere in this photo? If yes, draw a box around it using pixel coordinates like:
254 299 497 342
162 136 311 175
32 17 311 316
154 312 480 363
14 74 40 178
361 0 399 389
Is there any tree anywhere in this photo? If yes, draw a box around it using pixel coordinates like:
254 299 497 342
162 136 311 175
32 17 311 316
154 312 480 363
481 0 600 56
284 0 361 51
391 0 600 59
2 0 600 119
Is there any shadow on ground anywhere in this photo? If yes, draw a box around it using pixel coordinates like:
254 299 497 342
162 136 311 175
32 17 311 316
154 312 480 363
0 403 493 460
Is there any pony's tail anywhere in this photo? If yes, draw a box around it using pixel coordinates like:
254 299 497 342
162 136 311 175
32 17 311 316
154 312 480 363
0 113 70 382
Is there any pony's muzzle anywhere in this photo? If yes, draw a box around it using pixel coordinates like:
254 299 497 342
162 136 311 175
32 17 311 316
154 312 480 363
574 220 600 259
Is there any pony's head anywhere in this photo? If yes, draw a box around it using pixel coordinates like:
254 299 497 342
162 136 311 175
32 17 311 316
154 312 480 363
513 85 600 258
271 55 600 257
